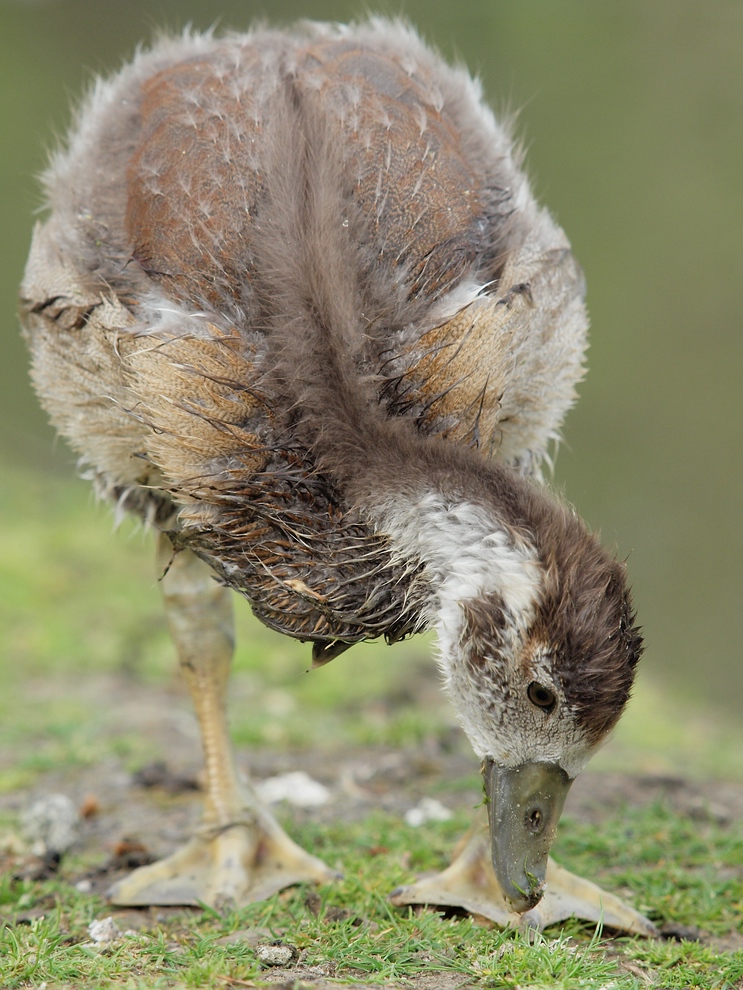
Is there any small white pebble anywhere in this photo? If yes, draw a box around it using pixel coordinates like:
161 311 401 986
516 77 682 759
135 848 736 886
404 797 453 827
75 879 93 893
22 794 80 855
255 771 331 807
256 942 298 966
88 916 121 944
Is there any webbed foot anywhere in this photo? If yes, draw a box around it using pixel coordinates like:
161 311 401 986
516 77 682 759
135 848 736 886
389 823 657 936
108 810 339 908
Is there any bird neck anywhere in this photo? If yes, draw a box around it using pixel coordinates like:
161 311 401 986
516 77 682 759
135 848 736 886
372 484 541 621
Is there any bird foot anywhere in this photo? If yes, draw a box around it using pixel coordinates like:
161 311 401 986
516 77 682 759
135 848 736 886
108 811 340 909
389 825 657 936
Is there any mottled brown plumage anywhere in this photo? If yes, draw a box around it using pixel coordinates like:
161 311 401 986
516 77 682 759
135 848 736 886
19 20 652 932
21 22 586 656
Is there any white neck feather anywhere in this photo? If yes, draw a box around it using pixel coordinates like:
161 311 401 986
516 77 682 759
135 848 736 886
375 490 542 669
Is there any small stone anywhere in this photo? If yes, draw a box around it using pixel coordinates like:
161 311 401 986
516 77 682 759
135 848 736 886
256 941 299 966
75 879 93 893
255 771 331 807
404 797 453 827
88 916 121 944
22 794 80 856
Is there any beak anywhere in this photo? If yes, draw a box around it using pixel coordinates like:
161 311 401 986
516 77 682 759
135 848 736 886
482 758 573 913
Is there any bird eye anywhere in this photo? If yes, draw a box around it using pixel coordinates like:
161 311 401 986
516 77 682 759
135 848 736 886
527 681 556 711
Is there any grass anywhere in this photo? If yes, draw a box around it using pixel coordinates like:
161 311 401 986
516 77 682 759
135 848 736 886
1 459 743 988
1 808 742 988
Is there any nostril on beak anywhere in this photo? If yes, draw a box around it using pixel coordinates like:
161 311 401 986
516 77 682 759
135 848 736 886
526 807 544 834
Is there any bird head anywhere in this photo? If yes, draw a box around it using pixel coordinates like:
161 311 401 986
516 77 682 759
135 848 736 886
438 506 642 913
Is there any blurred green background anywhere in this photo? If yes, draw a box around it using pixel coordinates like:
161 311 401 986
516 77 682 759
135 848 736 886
1 0 741 745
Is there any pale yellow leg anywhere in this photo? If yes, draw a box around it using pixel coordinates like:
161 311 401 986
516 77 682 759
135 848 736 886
108 533 339 909
389 811 657 936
